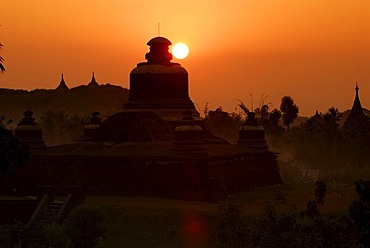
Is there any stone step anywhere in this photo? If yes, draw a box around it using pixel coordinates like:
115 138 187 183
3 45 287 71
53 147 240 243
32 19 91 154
46 204 63 209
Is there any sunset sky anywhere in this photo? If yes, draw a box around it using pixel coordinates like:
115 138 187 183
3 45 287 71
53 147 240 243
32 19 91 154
0 0 369 116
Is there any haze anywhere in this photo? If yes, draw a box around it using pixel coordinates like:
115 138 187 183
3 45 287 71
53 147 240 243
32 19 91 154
0 0 369 116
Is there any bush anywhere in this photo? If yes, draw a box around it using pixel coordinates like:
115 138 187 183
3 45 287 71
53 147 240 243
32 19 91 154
44 223 68 248
349 180 370 247
213 201 250 248
213 186 361 248
63 204 105 248
278 160 315 191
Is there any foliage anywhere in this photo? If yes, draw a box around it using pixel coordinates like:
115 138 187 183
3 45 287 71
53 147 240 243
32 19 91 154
265 104 370 184
273 185 286 219
213 185 361 248
0 224 16 247
280 96 299 130
204 107 243 143
0 42 5 73
40 111 87 145
278 160 315 190
301 181 327 219
0 84 129 130
349 180 370 247
44 223 69 248
314 181 327 206
237 100 249 115
0 116 29 178
269 109 282 126
213 201 250 248
63 204 105 248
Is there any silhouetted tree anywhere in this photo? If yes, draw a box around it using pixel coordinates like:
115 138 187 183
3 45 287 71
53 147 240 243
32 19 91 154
323 108 341 169
323 108 340 131
237 100 249 115
269 109 282 126
204 107 243 142
349 180 370 247
280 96 299 130
40 111 86 145
260 104 269 121
0 116 29 179
0 43 5 73
342 108 370 167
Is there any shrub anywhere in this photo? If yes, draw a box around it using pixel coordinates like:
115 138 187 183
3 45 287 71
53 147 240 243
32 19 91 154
349 180 370 247
213 185 361 248
63 204 105 248
213 201 250 248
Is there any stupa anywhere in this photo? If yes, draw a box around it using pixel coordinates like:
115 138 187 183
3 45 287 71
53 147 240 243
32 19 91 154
87 72 99 86
123 36 199 125
14 110 46 151
344 83 367 125
56 74 69 90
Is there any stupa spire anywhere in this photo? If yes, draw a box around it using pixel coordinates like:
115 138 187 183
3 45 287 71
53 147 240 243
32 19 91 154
352 82 363 115
56 73 69 90
88 71 98 86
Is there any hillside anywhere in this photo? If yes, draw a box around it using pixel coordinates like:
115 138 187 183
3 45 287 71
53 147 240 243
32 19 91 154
0 84 129 124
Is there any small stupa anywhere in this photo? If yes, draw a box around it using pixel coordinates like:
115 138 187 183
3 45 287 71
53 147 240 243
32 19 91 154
83 112 102 140
88 72 99 86
347 83 364 117
14 110 46 151
56 74 69 90
238 112 269 150
171 110 208 155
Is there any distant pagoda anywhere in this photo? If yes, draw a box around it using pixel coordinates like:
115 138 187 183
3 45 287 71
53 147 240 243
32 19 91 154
344 83 369 129
88 72 99 86
56 74 69 90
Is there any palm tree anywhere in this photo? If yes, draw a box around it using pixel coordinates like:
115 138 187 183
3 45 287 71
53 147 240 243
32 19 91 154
0 42 5 73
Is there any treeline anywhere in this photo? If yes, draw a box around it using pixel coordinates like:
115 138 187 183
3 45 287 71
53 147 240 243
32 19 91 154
204 96 370 182
0 84 129 125
0 84 129 145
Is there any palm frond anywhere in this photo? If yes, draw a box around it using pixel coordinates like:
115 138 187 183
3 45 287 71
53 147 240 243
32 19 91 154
0 43 5 73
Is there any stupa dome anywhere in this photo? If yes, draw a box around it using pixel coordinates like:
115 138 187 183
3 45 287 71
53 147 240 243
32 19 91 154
147 36 172 46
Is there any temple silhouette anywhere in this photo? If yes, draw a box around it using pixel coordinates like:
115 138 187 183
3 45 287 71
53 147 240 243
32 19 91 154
344 83 369 128
12 36 282 201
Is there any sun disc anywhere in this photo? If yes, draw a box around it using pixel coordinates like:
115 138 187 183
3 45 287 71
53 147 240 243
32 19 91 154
172 43 189 59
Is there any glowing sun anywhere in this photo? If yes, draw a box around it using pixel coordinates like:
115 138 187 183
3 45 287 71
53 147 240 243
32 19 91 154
172 43 189 59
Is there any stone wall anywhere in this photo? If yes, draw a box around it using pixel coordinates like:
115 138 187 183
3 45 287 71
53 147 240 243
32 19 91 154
13 152 281 201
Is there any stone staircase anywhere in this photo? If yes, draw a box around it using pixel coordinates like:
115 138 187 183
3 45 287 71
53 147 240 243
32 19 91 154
10 186 85 248
28 201 64 248
40 202 63 223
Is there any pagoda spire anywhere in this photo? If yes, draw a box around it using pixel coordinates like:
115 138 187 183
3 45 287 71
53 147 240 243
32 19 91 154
351 82 363 115
56 73 69 90
88 71 98 86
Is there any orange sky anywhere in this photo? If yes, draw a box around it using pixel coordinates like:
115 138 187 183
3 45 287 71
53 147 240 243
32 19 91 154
1 0 369 116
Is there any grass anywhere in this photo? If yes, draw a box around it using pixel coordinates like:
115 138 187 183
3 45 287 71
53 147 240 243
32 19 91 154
0 177 360 247
86 184 358 248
